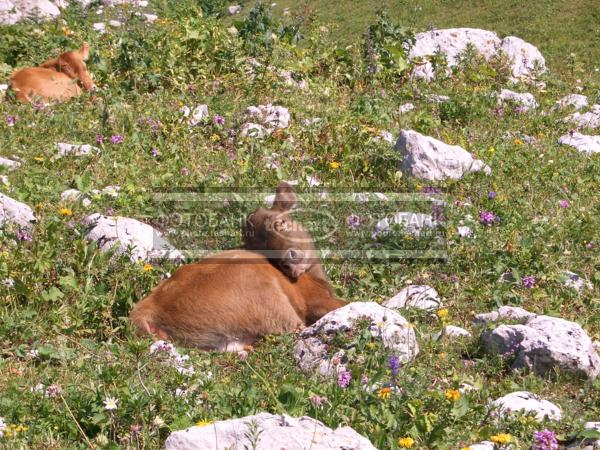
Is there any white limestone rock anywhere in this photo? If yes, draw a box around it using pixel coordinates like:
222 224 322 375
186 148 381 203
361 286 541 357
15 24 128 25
180 104 209 126
93 22 106 32
558 132 600 155
384 285 442 310
437 325 472 340
165 413 377 450
61 189 91 207
457 225 473 238
82 213 182 262
227 4 240 15
468 442 495 450
498 89 538 110
293 302 418 379
473 306 535 325
0 0 60 25
408 28 545 81
564 105 600 129
553 94 589 111
372 130 394 144
372 211 437 238
55 143 100 157
0 157 21 170
499 36 546 80
239 122 267 139
244 104 290 130
481 315 600 380
0 192 36 229
399 102 415 113
396 129 491 181
490 391 561 421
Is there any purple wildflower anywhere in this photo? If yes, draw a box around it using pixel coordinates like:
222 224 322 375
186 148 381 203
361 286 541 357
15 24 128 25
421 185 442 194
181 167 190 176
533 429 558 450
346 214 361 229
360 374 369 385
130 424 142 435
488 191 496 199
6 116 15 127
15 228 32 241
523 275 536 289
586 242 595 250
45 384 63 398
110 134 124 145
431 204 446 221
559 199 570 208
492 107 504 117
309 395 324 408
213 115 225 126
388 355 401 376
479 210 497 226
150 148 160 157
105 208 115 216
337 370 351 389
514 105 526 114
380 89 386 97
95 134 105 145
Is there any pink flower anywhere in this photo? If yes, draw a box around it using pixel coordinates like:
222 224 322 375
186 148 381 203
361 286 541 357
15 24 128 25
338 370 351 389
559 199 570 208
110 135 124 144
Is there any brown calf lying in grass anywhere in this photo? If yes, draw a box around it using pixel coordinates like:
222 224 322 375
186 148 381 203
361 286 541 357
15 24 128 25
130 183 345 351
10 43 94 103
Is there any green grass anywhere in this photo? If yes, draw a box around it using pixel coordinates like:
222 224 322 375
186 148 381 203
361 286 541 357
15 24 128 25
0 1 599 448
264 0 600 82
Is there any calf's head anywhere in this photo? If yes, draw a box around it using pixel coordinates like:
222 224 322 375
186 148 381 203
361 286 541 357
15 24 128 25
40 42 94 91
243 182 322 280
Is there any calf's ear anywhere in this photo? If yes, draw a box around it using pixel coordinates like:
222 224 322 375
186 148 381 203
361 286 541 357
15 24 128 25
272 182 297 212
79 42 90 61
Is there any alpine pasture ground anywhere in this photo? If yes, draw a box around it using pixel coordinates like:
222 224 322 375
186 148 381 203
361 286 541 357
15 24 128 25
0 1 599 448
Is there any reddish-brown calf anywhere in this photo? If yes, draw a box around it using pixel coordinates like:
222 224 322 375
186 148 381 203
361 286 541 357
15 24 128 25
10 43 94 103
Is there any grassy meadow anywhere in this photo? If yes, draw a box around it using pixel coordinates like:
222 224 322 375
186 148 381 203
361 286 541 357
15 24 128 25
0 0 599 448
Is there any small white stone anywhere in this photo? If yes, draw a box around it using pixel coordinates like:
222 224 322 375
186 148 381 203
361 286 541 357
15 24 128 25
396 129 491 181
553 94 589 111
564 105 600 129
165 413 376 450
227 4 241 15
399 102 415 113
558 132 600 155
0 157 21 170
457 225 473 238
0 192 36 229
93 22 106 32
437 325 472 339
490 391 561 421
108 19 122 27
56 143 100 157
384 285 442 310
498 89 538 110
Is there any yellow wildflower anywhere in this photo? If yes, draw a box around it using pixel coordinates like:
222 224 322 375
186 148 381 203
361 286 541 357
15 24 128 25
34 156 45 161
210 134 220 142
195 419 213 427
59 207 73 217
491 433 512 444
415 184 423 192
488 146 496 154
513 139 523 146
377 387 391 400
460 447 472 450
366 342 377 349
436 308 449 320
62 26 73 37
398 437 415 448
329 161 341 170
444 389 460 401
142 263 153 272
